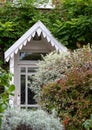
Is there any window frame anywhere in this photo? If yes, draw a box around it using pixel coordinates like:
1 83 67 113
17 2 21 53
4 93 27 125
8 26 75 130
20 66 39 109
19 51 47 61
35 0 55 9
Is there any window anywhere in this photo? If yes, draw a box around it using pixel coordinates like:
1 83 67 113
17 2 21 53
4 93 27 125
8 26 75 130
37 0 52 3
35 0 55 9
20 67 38 109
19 51 48 109
13 0 55 9
19 52 47 61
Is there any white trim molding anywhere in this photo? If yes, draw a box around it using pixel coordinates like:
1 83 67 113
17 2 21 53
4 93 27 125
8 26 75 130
36 0 55 9
5 20 67 62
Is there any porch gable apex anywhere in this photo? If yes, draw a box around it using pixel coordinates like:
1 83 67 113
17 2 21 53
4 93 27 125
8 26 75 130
5 20 67 62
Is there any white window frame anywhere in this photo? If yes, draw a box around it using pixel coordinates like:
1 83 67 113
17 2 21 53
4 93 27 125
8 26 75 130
35 0 55 9
19 65 39 109
18 50 48 109
37 0 52 4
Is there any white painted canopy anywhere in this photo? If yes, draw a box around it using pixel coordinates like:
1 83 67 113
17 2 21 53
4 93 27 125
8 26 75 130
5 20 67 62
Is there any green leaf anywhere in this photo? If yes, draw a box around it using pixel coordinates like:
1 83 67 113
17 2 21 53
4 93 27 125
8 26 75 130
1 93 8 101
8 85 15 93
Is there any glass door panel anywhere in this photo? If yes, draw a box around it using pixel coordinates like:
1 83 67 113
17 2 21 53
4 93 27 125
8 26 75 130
27 75 36 104
20 67 37 108
20 75 26 104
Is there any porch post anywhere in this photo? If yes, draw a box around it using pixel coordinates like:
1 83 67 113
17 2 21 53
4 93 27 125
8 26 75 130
9 57 14 108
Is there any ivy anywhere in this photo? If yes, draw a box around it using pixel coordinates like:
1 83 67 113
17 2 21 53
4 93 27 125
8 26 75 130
0 0 92 54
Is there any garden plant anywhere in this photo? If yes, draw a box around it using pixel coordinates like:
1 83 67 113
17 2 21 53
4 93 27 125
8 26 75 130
1 108 63 130
31 45 92 130
0 68 15 128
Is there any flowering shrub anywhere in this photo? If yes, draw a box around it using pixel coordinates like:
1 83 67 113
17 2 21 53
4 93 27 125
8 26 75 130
1 108 63 130
39 45 92 130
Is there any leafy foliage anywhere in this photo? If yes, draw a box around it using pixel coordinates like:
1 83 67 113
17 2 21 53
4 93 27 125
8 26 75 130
62 0 92 19
31 45 92 130
52 0 92 49
0 21 14 67
53 16 92 48
0 0 92 67
0 1 63 65
1 108 63 130
30 51 69 102
31 45 92 99
0 68 15 128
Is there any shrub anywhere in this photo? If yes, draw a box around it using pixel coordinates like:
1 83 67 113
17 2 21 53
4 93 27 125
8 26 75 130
41 71 92 130
39 45 92 130
1 108 63 130
30 51 69 101
0 67 15 128
31 45 92 102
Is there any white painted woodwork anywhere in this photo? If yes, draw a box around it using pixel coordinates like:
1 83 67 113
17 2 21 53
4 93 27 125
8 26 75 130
9 56 14 107
5 21 67 108
5 21 67 62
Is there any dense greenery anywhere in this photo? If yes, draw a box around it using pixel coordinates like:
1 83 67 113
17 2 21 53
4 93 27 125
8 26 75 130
0 0 92 64
31 45 92 130
1 108 63 130
52 0 92 49
30 51 69 102
0 68 15 128
0 21 14 67
0 1 92 129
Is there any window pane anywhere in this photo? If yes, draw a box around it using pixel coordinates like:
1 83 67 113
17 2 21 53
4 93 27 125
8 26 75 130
21 67 26 73
21 75 26 104
28 67 38 73
27 75 36 104
28 88 36 104
19 52 47 61
37 0 49 2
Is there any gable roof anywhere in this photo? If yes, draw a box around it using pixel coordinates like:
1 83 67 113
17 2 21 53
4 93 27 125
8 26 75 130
5 20 67 62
